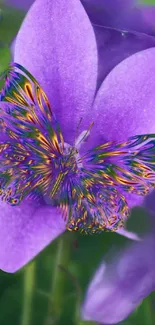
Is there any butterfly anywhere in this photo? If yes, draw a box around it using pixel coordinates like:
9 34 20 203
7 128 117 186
0 62 155 234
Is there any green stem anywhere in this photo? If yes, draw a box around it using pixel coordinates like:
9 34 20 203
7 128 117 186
58 264 82 325
78 321 97 325
144 296 153 325
44 233 97 325
21 262 36 325
45 233 71 325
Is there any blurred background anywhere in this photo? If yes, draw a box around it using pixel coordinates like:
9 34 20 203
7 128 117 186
0 0 155 324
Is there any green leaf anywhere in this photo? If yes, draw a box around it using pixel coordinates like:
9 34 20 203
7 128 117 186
126 206 152 236
140 0 155 4
0 45 11 89
0 5 25 44
0 45 11 72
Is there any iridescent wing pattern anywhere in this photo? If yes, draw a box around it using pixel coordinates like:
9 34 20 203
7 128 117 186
0 63 64 204
66 135 155 233
86 135 155 196
0 63 155 234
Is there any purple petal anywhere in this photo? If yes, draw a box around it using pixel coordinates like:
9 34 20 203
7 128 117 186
94 25 155 88
82 235 155 324
84 47 155 208
141 6 155 35
81 0 155 36
91 47 155 145
0 201 66 273
14 0 97 144
10 38 16 59
6 0 34 11
116 228 141 241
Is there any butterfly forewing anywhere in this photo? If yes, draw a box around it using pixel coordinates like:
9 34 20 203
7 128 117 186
0 63 64 154
0 63 64 204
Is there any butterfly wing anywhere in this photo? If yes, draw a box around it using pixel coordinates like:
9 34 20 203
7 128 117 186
0 63 64 204
63 134 155 233
54 164 129 233
85 134 155 196
1 63 154 233
66 182 129 233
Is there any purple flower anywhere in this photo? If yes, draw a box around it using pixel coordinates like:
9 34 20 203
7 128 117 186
81 1 155 91
6 0 34 11
82 234 155 324
0 0 155 274
7 0 155 37
82 0 155 36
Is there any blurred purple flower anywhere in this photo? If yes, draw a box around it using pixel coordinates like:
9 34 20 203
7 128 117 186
7 0 155 37
0 0 155 274
6 0 34 11
80 1 155 90
82 234 155 324
82 0 155 36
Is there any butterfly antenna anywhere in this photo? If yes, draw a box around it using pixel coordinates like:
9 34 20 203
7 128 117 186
76 121 94 148
74 117 83 148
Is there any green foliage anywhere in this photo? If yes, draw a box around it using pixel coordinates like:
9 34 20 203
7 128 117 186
0 4 24 44
0 4 24 87
140 0 155 4
0 221 154 325
0 46 11 71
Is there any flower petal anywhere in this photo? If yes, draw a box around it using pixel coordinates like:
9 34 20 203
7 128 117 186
140 6 155 36
82 235 155 324
6 0 34 11
0 201 66 273
85 47 155 208
10 38 16 59
91 47 155 146
81 0 155 36
116 228 141 241
14 0 97 144
94 25 155 89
